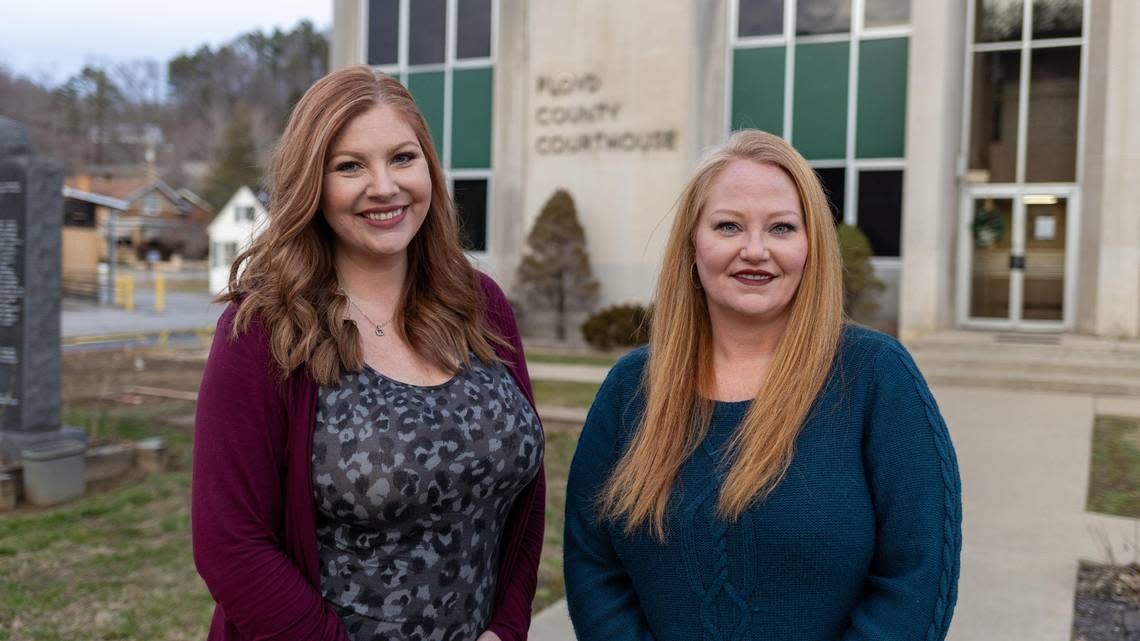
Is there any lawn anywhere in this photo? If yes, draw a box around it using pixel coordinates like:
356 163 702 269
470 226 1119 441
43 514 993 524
534 429 581 612
1 399 212 641
526 351 620 368
1086 414 1140 519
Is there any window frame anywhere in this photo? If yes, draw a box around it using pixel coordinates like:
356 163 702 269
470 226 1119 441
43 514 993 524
361 0 497 261
960 0 1088 187
727 0 913 257
955 0 1089 330
449 170 493 255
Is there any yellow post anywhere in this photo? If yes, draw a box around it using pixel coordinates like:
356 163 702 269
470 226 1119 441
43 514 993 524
197 327 214 347
124 273 134 311
154 274 166 312
114 275 124 306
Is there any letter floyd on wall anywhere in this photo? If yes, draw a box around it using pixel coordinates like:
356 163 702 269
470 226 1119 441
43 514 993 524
515 0 698 308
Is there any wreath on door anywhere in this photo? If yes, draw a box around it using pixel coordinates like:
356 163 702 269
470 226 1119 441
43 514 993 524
973 200 1006 248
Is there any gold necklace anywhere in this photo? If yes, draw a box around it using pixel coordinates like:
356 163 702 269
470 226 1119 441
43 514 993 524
341 291 393 337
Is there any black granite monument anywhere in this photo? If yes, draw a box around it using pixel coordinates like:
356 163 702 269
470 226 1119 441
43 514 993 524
0 117 84 464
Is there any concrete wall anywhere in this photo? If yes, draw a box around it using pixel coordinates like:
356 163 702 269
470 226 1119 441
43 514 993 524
897 0 965 342
691 1 729 156
1077 0 1110 334
330 0 364 72
1091 0 1140 338
487 0 701 309
484 0 531 290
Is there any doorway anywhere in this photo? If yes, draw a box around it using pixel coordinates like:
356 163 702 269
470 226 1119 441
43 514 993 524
957 189 1077 330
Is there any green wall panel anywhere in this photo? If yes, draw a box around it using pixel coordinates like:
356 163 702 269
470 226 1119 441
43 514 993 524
451 67 494 169
406 71 445 159
792 41 849 160
856 37 908 158
732 46 785 135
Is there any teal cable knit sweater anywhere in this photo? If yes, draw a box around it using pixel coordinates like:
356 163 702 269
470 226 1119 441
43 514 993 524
564 326 961 641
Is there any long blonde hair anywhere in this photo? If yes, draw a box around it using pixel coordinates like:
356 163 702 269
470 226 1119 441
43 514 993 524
599 130 844 539
220 66 502 385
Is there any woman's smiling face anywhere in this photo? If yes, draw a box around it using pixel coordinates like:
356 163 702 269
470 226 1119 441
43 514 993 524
692 159 809 329
320 103 432 267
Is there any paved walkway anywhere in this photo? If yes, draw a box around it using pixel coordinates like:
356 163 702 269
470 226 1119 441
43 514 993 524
523 373 1140 641
527 362 609 384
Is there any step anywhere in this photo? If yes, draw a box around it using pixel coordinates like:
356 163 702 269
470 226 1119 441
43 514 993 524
921 365 1140 397
911 354 1140 379
528 362 610 384
906 331 1140 357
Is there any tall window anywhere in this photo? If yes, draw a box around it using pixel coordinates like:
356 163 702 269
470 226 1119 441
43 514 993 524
212 241 238 269
142 193 159 216
234 206 256 224
366 0 495 252
730 0 910 257
966 0 1083 185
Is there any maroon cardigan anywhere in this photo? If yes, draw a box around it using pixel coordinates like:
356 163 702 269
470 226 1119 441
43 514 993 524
192 274 545 641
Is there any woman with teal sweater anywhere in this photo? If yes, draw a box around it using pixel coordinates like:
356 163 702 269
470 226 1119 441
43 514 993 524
564 130 961 641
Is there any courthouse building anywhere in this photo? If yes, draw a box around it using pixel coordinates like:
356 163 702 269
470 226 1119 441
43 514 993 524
330 0 1140 340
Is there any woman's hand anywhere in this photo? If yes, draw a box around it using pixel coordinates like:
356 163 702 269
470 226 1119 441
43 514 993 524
476 632 502 641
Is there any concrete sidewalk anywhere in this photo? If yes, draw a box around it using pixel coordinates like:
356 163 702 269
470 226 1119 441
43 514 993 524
944 388 1138 640
526 383 1140 641
528 362 609 384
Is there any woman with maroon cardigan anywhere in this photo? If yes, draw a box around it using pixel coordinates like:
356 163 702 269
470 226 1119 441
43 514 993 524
192 67 545 641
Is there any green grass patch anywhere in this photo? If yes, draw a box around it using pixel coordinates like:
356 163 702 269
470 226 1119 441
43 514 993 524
526 351 620 368
534 428 581 612
62 401 195 459
1086 414 1140 518
533 380 601 409
0 472 214 640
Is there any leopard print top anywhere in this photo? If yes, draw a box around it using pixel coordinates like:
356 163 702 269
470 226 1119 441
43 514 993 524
312 358 543 641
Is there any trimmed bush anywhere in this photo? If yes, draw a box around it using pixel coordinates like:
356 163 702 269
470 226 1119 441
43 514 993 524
837 223 886 319
581 304 652 350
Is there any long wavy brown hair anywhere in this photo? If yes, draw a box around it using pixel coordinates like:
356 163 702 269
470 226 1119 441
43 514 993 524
599 130 845 540
220 66 502 385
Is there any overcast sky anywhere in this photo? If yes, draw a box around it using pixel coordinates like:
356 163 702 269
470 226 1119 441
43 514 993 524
0 1 332 86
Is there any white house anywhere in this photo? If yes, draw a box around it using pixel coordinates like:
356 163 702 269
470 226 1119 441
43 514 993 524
208 186 269 295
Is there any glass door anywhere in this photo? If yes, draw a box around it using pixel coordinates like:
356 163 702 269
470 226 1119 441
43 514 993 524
967 196 1015 321
1021 195 1068 322
959 190 1074 329
957 0 1087 332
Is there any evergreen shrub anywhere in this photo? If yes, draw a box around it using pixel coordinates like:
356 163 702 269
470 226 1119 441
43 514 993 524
837 223 886 320
581 304 652 350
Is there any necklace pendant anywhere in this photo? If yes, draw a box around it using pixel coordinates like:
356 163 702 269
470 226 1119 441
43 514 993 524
375 326 385 337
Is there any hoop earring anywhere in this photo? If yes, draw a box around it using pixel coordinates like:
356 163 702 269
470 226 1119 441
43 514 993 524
691 264 702 290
